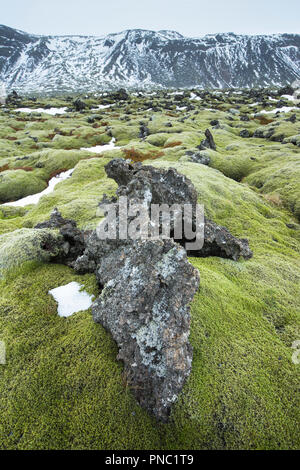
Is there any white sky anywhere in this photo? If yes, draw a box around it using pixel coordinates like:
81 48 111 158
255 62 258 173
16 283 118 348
1 0 300 37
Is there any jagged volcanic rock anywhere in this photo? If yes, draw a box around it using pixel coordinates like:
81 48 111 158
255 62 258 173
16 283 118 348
92 238 200 422
42 162 252 421
103 159 252 261
185 150 211 166
188 218 253 261
35 208 85 265
199 129 217 151
105 159 198 208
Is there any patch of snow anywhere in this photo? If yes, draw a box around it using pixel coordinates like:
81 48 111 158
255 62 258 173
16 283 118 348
255 106 298 115
282 94 300 103
96 104 115 110
190 92 201 101
3 168 74 207
49 282 94 318
81 137 121 153
16 107 68 115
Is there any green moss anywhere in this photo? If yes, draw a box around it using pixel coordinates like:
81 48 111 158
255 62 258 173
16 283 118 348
18 157 118 231
0 169 47 203
0 92 299 450
244 154 300 219
0 228 61 276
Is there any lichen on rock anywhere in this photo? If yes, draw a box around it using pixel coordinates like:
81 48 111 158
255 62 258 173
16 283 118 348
92 238 200 421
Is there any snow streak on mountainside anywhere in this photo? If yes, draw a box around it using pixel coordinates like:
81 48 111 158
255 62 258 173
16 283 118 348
0 25 300 93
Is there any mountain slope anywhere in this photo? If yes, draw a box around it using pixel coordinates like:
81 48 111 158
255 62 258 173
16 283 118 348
0 24 300 93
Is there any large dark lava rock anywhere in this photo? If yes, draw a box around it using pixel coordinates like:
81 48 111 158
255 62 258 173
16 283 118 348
92 238 200 421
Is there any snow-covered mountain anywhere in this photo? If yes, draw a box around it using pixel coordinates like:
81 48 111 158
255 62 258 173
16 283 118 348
0 24 300 94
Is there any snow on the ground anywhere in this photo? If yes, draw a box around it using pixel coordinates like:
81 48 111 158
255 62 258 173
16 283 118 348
49 282 94 318
176 106 187 111
256 106 298 115
281 94 300 103
190 92 201 101
80 137 121 153
95 104 115 110
16 107 68 115
3 168 74 207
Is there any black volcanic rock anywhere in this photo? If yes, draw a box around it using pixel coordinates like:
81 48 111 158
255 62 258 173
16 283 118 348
73 98 87 111
92 238 200 422
35 208 85 265
199 129 217 151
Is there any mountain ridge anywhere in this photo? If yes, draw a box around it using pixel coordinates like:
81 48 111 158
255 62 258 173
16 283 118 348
0 24 300 94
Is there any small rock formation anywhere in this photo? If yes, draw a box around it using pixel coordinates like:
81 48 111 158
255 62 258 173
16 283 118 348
6 90 22 106
111 88 129 101
240 129 250 138
139 123 150 139
103 159 252 261
199 129 216 151
277 85 294 97
35 161 252 421
35 208 85 265
188 218 253 261
105 159 198 208
185 150 211 166
92 238 200 421
73 98 87 112
286 113 296 124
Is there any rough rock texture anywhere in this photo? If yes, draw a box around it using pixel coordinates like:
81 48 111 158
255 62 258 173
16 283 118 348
73 98 87 112
103 159 252 261
105 158 198 208
139 123 150 139
92 238 200 421
185 150 211 166
188 218 253 261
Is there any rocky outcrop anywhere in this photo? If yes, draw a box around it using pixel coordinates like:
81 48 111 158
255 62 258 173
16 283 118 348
73 98 87 112
0 228 62 277
103 159 252 261
189 218 253 261
35 208 85 265
199 129 217 151
6 90 22 106
185 150 211 166
92 238 200 421
34 161 252 421
105 159 198 208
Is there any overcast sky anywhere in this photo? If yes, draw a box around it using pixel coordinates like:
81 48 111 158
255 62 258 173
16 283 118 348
1 0 300 37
